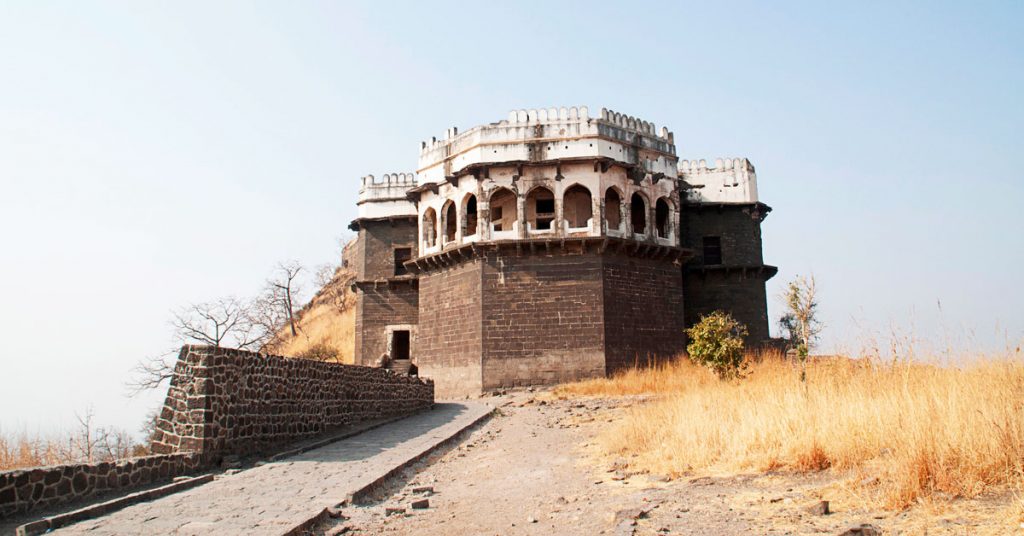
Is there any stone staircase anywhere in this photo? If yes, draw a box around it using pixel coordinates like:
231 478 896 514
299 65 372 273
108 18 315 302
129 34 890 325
387 359 413 375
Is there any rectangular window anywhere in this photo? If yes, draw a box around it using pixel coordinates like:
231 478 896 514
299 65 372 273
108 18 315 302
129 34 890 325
535 199 555 230
702 236 722 265
393 247 412 276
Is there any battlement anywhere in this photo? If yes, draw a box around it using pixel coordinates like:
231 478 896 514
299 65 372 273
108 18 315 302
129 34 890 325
416 106 678 183
679 157 759 204
356 173 418 220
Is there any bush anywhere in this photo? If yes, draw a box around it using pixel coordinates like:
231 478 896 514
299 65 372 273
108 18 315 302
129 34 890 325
685 311 748 380
297 342 341 362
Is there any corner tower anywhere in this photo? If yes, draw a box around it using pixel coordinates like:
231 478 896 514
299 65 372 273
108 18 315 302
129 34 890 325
679 158 777 344
350 173 420 369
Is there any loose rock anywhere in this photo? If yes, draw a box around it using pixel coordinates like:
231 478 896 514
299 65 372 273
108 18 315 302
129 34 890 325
805 500 830 515
411 499 429 509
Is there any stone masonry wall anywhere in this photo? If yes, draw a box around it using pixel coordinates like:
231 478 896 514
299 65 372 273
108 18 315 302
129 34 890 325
150 346 434 458
354 282 419 367
480 251 605 389
416 260 484 398
0 452 205 518
684 271 771 344
681 204 765 266
603 253 686 373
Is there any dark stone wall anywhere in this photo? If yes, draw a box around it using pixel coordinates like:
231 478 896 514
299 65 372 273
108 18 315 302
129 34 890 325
603 253 686 373
353 218 418 280
151 346 434 458
683 270 771 345
681 204 764 266
352 218 420 367
354 282 418 367
479 251 606 389
0 453 205 518
416 261 484 398
680 203 774 345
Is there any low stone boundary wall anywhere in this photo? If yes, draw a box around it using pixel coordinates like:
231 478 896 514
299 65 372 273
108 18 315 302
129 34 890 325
0 452 204 518
150 345 434 458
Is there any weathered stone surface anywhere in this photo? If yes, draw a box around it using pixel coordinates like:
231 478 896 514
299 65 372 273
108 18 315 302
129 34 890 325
1 345 433 519
838 524 880 536
151 346 434 459
410 499 429 509
805 500 830 515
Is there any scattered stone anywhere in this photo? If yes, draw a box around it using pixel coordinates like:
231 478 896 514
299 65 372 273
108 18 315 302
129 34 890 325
220 455 241 469
838 524 880 536
411 486 434 495
805 500 830 515
325 526 350 536
411 499 429 509
613 507 649 525
254 461 266 467
769 497 784 503
528 516 538 523
327 506 346 519
611 471 627 481
224 469 241 476
385 507 406 516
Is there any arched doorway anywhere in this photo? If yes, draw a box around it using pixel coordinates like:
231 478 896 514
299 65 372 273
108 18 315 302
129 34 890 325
605 188 622 231
526 187 555 231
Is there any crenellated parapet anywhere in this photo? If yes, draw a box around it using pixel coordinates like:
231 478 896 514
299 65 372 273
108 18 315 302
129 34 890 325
356 172 418 220
416 106 678 184
679 157 759 204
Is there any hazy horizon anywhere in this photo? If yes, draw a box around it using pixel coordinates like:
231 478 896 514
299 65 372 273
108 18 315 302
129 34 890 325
1 1 1021 436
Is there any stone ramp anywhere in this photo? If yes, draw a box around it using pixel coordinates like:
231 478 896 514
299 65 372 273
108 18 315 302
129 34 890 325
48 402 492 536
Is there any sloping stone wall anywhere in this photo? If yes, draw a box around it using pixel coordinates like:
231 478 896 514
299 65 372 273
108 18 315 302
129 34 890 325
150 346 434 458
0 452 205 518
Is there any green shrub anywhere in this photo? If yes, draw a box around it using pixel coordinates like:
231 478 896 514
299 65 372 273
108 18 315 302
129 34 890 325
686 311 748 380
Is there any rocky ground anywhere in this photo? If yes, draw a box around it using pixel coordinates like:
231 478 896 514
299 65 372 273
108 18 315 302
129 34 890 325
314 390 1016 536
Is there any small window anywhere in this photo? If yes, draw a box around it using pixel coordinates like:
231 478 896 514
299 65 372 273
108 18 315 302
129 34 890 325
393 247 412 276
702 237 722 265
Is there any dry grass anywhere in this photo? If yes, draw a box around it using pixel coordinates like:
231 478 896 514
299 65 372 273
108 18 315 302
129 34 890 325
558 351 1024 510
270 266 356 364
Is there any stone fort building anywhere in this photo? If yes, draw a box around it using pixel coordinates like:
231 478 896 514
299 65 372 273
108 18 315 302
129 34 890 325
348 107 776 398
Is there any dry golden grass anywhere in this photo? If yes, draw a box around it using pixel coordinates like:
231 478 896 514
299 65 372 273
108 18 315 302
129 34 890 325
270 267 356 364
557 351 1024 510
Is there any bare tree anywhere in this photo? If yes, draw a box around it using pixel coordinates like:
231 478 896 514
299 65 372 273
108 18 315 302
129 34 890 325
170 296 259 349
779 274 823 381
269 261 303 337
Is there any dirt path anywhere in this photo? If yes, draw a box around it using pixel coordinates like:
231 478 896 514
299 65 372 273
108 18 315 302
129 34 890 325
318 392 1011 536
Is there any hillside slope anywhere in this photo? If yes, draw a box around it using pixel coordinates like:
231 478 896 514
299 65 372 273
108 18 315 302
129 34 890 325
269 265 357 363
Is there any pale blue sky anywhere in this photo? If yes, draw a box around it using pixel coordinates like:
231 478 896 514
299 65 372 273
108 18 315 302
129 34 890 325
1 1 1021 434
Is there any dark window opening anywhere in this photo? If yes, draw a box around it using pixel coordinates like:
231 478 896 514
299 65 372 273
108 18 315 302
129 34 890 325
465 195 478 236
528 187 555 231
444 202 457 243
605 188 622 230
391 330 410 361
630 193 646 234
655 198 670 238
393 248 412 276
703 236 722 265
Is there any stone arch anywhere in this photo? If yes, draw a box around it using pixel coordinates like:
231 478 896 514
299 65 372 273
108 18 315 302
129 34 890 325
630 192 648 235
442 200 457 244
526 186 555 231
422 207 438 248
562 184 593 229
462 193 478 237
655 197 672 239
605 186 623 231
488 187 517 233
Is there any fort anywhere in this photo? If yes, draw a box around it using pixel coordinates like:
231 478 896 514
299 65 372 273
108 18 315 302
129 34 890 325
350 106 776 398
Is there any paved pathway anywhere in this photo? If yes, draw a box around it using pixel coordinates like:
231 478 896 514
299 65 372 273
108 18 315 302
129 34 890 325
51 402 491 536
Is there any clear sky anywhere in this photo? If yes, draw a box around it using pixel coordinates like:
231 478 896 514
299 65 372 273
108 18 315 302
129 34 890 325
1 1 1021 435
